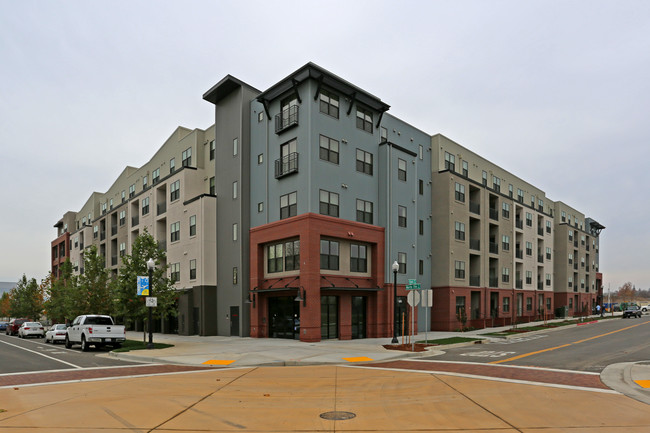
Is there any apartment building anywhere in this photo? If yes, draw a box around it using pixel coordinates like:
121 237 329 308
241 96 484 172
52 126 217 335
53 61 603 340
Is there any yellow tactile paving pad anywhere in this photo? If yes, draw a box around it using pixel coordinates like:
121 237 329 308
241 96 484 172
342 356 373 362
634 380 650 388
202 360 235 365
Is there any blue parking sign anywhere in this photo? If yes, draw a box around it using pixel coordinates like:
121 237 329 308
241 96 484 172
137 276 149 296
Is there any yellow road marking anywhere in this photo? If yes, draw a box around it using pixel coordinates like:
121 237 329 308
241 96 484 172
343 356 374 362
203 360 235 365
635 380 650 388
489 321 649 364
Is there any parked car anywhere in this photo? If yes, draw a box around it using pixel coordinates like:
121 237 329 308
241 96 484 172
6 318 29 336
0 322 7 332
45 324 68 344
18 322 45 338
65 315 126 351
640 304 650 313
622 305 642 319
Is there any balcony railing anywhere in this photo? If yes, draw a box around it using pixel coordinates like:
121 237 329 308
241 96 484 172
100 232 106 241
275 105 299 134
515 219 523 229
538 227 544 236
516 279 523 289
157 202 166 216
489 242 498 254
470 276 480 287
158 240 167 251
538 282 544 290
469 202 480 215
489 277 499 287
111 225 117 236
489 208 498 220
469 239 480 251
516 249 523 259
538 256 544 263
132 216 139 226
275 152 299 179
111 256 118 266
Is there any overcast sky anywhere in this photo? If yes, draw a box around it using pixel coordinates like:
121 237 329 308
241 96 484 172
1 1 648 293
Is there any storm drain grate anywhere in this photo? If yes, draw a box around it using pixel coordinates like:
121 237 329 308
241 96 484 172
320 411 356 420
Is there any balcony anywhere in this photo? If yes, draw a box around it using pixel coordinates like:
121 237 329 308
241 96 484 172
469 239 480 251
469 201 480 215
158 240 167 251
538 282 544 290
515 219 523 229
470 276 480 287
489 208 499 220
275 105 299 134
100 231 106 241
111 225 117 236
516 279 523 289
489 277 499 287
489 242 498 254
537 256 544 263
132 216 139 226
275 152 299 179
538 227 544 236
157 202 166 216
111 256 117 266
516 249 523 259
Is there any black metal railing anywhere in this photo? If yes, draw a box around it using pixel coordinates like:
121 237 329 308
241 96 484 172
157 202 166 215
516 249 523 259
275 105 299 134
469 202 480 215
274 152 299 178
470 276 480 287
489 208 498 220
470 239 480 251
111 225 117 236
489 242 498 254
489 277 498 287
132 216 139 226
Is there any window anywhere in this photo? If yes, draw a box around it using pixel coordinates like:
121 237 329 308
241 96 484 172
526 270 532 285
258 202 264 212
170 158 175 174
493 176 501 192
568 253 573 264
233 223 238 241
525 241 533 256
280 192 297 219
546 220 552 233
170 263 180 283
258 111 264 122
444 151 455 171
455 222 465 241
319 190 339 217
233 267 238 285
502 267 510 283
455 261 465 279
517 188 524 203
456 296 466 316
278 139 298 177
233 138 238 156
508 184 513 198
170 222 180 242
568 231 573 241
503 297 510 313
538 198 544 212
398 206 407 227
268 243 283 273
419 145 423 160
462 160 468 177
143 175 148 190
397 158 407 181
284 240 300 271
268 240 300 273
258 153 263 164
182 147 192 167
121 190 126 203
109 198 113 210
189 215 196 236
93 225 98 239
170 180 180 201
568 276 573 288
419 260 424 275
319 90 339 118
419 179 423 195
209 177 215 195
350 244 367 273
546 273 551 286
455 183 465 202
502 235 510 251
356 199 373 224
356 149 373 175
152 168 160 184
381 126 387 142
419 219 424 236
356 106 373 133
482 171 487 186
502 202 510 219
398 252 406 274
320 240 339 270
119 210 126 226
561 211 566 222
209 140 215 160
190 259 197 280
546 247 552 260
129 184 135 198
525 212 532 227
233 181 238 199
319 135 339 164
119 242 126 257
526 297 532 311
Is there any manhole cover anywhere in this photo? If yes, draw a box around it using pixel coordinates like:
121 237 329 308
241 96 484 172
320 411 356 420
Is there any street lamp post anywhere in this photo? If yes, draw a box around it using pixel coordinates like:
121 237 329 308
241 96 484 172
391 260 399 344
146 258 155 350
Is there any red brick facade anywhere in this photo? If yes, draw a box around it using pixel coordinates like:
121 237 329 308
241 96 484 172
51 232 70 279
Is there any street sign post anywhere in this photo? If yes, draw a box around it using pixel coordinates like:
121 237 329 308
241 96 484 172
137 276 149 296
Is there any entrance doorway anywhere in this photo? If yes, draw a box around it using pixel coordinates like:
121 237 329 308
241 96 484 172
321 295 338 339
351 296 366 339
269 296 300 339
230 306 239 336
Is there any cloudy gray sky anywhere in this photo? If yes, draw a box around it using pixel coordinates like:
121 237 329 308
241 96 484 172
1 1 648 293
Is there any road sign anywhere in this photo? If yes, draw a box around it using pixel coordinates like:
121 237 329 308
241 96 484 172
406 283 421 290
408 279 417 285
407 291 420 306
145 297 157 307
137 276 149 296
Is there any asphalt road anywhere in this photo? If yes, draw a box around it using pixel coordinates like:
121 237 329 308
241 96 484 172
0 333 142 373
424 315 650 372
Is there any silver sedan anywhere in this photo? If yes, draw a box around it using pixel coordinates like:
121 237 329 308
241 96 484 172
45 324 68 344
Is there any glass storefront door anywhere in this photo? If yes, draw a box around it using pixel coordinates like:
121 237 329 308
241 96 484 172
321 295 338 340
351 296 366 339
269 296 300 339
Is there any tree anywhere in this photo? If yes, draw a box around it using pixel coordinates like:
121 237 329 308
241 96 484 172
617 282 635 304
114 229 177 326
9 275 44 320
44 260 76 324
74 245 114 316
0 292 10 318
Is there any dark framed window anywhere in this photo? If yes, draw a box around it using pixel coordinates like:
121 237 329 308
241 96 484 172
319 90 339 118
170 263 180 283
525 212 532 227
502 267 510 283
356 106 373 133
320 240 339 270
419 260 424 275
419 219 424 235
493 176 501 192
356 199 373 224
119 210 126 226
398 252 406 274
152 168 160 184
190 259 197 280
462 160 468 177
209 177 215 195
419 179 423 195
189 215 196 236
526 271 532 285
319 190 339 217
170 158 175 174
398 206 407 227
182 147 192 167
170 180 180 201
350 244 367 273
319 135 339 164
280 191 297 219
398 158 406 181
502 202 510 219
455 222 465 240
268 243 283 273
284 240 300 271
455 183 465 202
170 221 180 242
455 260 465 279
502 235 510 251
356 149 373 175
444 151 455 172
209 140 215 160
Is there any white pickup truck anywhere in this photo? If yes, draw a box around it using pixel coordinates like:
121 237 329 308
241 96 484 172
65 315 126 351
